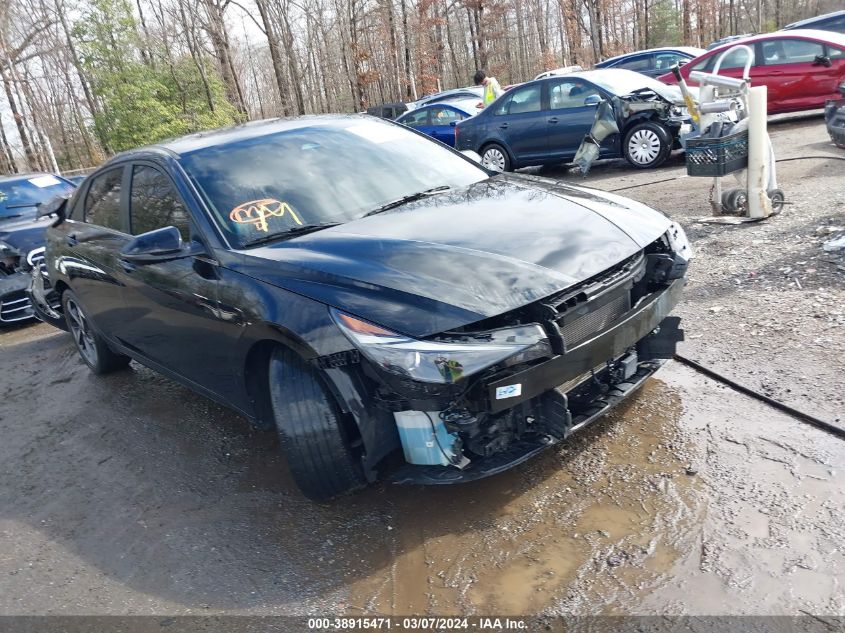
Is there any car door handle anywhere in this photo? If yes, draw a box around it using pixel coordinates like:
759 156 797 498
548 117 559 123
499 123 509 129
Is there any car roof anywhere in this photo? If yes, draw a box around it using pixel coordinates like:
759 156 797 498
423 100 477 113
542 67 654 86
784 9 845 29
109 115 376 159
414 86 483 103
598 46 705 64
704 28 845 52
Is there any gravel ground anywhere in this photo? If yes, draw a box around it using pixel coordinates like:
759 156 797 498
0 114 842 616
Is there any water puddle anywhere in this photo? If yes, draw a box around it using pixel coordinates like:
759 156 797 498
348 377 703 614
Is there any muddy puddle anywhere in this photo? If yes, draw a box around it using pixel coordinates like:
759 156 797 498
2 323 842 615
347 365 845 615
348 379 705 614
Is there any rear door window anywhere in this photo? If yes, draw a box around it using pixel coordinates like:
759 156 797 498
84 167 124 231
129 165 191 240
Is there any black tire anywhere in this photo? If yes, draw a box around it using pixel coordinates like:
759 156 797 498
623 121 672 169
62 289 131 374
769 189 785 213
480 142 512 172
268 347 364 501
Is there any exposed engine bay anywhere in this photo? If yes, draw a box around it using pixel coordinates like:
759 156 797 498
574 88 693 174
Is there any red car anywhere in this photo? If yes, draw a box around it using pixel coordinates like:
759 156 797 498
658 29 845 114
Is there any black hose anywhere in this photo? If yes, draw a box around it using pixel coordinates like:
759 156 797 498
775 155 845 163
673 353 845 440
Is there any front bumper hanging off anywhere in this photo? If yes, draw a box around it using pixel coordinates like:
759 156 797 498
390 278 686 485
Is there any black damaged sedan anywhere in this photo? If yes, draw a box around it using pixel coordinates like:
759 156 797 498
32 116 691 500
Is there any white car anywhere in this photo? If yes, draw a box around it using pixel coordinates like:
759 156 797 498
533 65 583 80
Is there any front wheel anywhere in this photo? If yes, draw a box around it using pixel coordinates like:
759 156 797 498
623 121 672 169
62 289 131 374
268 347 365 501
480 143 512 172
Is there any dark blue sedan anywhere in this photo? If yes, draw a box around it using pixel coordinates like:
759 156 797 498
454 69 690 171
395 102 477 147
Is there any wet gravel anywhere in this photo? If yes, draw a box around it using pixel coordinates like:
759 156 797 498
0 114 843 616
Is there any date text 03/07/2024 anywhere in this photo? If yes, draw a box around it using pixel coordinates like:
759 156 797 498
306 617 528 630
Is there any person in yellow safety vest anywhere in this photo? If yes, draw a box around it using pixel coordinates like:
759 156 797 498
474 70 503 107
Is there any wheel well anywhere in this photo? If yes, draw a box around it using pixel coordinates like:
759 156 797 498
479 140 513 163
53 280 69 297
243 340 364 454
622 115 670 137
243 340 279 430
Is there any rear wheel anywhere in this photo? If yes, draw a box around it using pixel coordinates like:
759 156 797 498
62 289 131 374
268 347 364 501
480 143 512 172
623 121 672 169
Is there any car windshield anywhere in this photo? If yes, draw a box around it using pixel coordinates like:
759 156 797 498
0 176 75 219
179 118 489 248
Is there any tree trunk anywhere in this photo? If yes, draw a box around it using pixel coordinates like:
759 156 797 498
255 0 291 115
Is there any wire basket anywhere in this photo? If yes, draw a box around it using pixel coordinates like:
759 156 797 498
685 130 748 177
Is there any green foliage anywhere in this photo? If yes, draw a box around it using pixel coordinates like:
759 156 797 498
74 0 237 152
648 0 681 48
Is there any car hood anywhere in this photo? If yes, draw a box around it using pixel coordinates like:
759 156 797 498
0 211 51 255
231 175 672 337
628 83 698 106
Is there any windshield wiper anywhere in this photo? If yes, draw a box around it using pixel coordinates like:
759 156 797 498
0 214 23 220
362 185 452 217
240 222 341 248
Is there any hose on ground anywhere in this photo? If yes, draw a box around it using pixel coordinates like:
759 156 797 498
673 353 845 440
609 154 845 192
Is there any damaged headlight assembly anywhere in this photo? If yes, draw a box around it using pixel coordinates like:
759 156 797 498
331 308 552 384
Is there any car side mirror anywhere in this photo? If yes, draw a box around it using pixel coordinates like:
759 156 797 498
450 120 458 127
36 195 69 226
584 94 602 107
120 226 198 264
813 54 832 68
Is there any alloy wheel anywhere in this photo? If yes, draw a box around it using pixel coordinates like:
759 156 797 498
627 129 662 166
66 297 98 367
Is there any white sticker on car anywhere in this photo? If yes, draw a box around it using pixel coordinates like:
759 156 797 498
495 383 522 400
28 175 61 188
